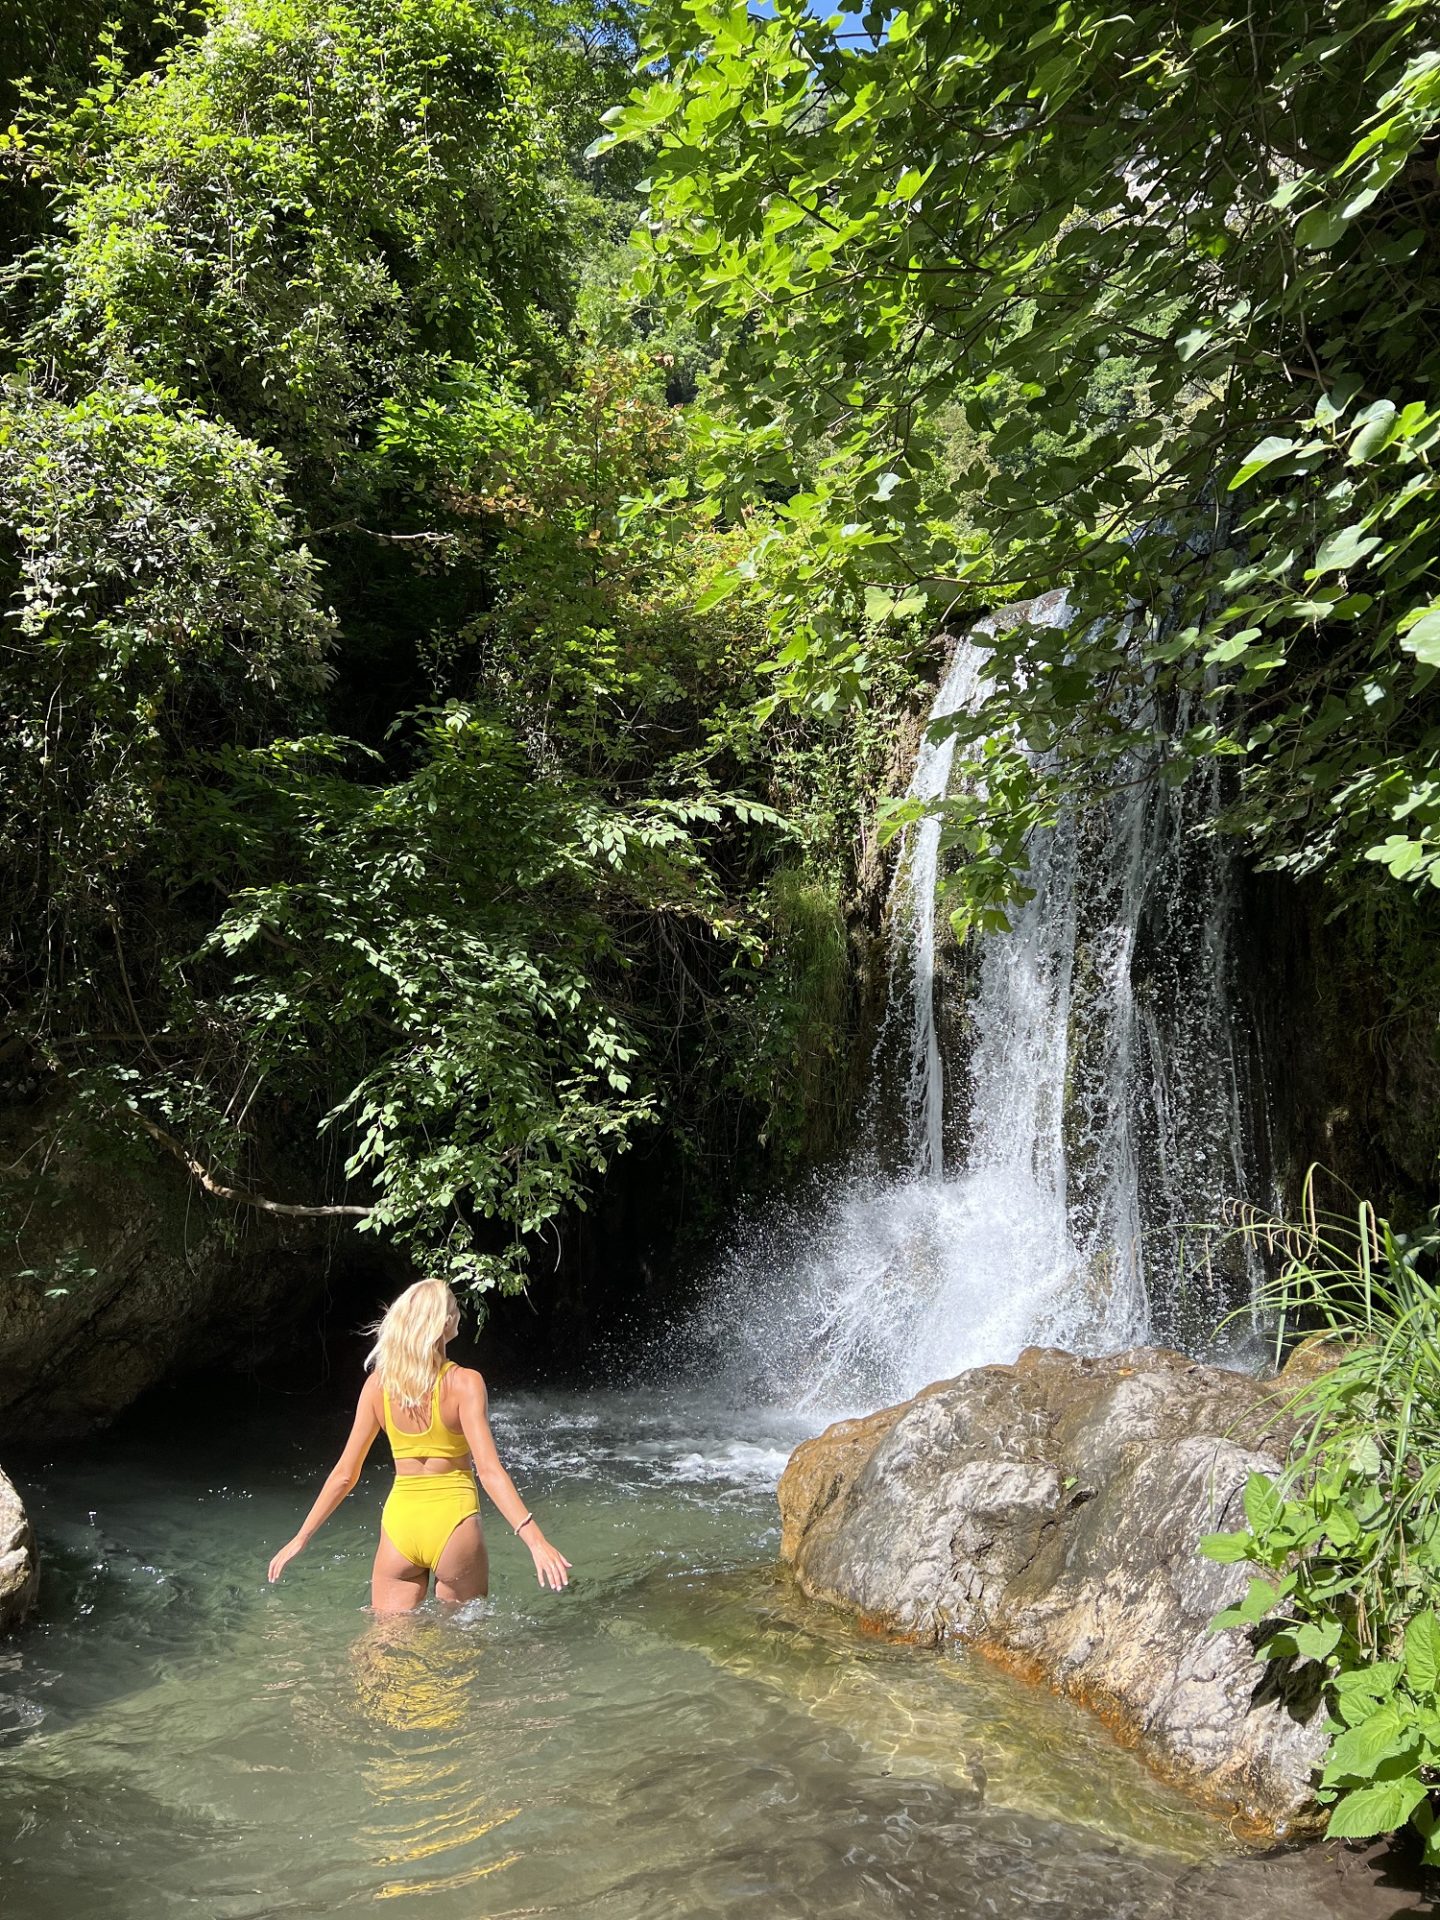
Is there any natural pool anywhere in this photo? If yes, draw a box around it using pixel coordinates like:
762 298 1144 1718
0 1386 1407 1918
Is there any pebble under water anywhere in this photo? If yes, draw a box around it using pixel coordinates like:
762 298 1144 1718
0 1386 1412 1919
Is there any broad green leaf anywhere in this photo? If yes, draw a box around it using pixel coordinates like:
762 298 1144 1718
1399 608 1440 666
1349 1433 1383 1476
1206 627 1260 663
1228 436 1296 489
1326 1777 1428 1839
1294 1619 1342 1661
1334 1663 1402 1697
1366 835 1427 877
1294 204 1350 249
1406 1612 1440 1694
1323 1505 1362 1549
1311 526 1381 574
695 572 742 611
1325 1707 1412 1781
1348 401 1399 463
1199 1531 1253 1564
1243 1473 1283 1535
1231 1575 1281 1626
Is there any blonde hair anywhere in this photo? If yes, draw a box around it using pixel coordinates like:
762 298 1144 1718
365 1279 458 1412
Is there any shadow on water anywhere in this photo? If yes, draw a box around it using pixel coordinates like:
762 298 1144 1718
1 1373 384 1750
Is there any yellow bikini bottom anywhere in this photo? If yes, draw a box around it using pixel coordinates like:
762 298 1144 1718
381 1471 480 1571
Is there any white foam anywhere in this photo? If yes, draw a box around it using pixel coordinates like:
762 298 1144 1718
657 1443 794 1491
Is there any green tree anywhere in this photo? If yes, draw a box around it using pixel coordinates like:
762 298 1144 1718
1201 1189 1440 1855
602 0 1440 931
16 0 572 486
1 0 882 1298
0 377 330 1014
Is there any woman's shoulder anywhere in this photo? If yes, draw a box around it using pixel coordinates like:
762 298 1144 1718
445 1362 487 1394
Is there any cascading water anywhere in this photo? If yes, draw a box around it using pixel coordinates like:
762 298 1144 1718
692 595 1265 1416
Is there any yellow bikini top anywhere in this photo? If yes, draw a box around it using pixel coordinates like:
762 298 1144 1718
382 1361 470 1460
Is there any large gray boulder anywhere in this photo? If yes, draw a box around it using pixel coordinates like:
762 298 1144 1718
778 1345 1328 1839
0 1462 38 1631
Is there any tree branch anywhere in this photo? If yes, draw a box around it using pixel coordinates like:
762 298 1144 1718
131 1110 373 1219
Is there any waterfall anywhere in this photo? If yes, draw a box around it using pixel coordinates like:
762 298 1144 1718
691 596 1264 1415
888 635 991 1181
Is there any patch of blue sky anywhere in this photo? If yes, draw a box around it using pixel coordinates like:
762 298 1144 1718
751 0 879 40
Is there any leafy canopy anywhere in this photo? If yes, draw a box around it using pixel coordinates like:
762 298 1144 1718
14 0 574 486
1 0 880 1297
604 0 1440 927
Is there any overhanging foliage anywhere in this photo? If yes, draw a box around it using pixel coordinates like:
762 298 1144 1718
604 0 1440 927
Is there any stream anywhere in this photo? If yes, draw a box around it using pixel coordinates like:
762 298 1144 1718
0 610 1405 1917
0 1383 1412 1919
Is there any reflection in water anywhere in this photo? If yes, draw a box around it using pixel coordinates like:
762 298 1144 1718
349 1612 525 1902
350 1610 479 1732
0 1390 1402 1918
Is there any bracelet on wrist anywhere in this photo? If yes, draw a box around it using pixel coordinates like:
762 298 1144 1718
515 1513 536 1537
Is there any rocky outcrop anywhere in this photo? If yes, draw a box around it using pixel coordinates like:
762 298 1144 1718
0 1462 38 1631
778 1345 1327 1838
0 1113 386 1444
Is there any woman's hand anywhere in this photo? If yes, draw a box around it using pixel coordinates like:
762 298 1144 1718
527 1532 572 1591
267 1536 305 1584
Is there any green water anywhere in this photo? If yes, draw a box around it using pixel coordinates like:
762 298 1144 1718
0 1389 1374 1918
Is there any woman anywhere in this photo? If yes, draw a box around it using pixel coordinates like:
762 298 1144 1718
266 1279 571 1608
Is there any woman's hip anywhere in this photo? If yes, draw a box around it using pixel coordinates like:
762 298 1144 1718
380 1473 481 1573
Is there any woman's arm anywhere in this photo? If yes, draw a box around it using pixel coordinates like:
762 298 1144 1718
267 1379 382 1583
454 1370 571 1591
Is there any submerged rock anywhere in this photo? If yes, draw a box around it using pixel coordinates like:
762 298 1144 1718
0 1462 38 1631
778 1345 1327 1838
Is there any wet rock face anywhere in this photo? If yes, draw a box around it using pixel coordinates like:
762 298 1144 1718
0 1122 378 1444
778 1346 1328 1838
0 1463 38 1632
